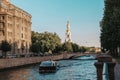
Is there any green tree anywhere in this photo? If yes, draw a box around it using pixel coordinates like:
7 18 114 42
53 44 62 54
39 32 61 53
71 43 80 52
1 41 11 58
31 31 62 54
31 31 39 43
62 42 73 52
100 0 120 56
30 42 40 53
79 46 87 53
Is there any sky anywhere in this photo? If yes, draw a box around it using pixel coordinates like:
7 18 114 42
11 0 104 47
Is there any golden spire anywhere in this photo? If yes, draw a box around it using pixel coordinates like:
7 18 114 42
66 21 70 29
65 21 72 42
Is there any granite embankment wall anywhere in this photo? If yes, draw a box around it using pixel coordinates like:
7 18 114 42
0 53 87 70
0 54 65 70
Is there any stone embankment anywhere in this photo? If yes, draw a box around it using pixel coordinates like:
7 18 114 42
0 54 63 70
0 53 84 70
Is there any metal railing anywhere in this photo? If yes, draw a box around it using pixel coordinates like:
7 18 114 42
102 63 109 80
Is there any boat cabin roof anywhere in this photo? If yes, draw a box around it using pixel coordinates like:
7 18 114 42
40 61 56 66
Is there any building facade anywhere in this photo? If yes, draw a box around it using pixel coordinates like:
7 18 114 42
0 0 31 55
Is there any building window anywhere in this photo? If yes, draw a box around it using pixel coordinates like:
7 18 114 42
0 23 4 30
1 16 5 21
21 34 23 38
8 16 11 21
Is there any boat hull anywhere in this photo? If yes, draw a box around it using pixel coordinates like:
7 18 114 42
39 66 57 73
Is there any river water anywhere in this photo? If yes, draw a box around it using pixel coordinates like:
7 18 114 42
0 56 97 80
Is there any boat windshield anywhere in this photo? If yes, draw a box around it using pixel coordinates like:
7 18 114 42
40 61 54 66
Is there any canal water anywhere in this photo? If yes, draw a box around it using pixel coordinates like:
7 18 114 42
0 56 97 80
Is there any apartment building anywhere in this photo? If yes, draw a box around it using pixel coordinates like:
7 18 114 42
0 0 31 55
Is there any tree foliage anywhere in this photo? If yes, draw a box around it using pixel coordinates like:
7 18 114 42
31 31 91 54
71 43 80 52
79 46 87 53
62 42 73 52
30 42 40 53
53 44 62 53
100 0 120 56
1 40 11 57
31 31 61 54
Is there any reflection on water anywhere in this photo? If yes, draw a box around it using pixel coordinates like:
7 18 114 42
0 67 31 80
0 56 97 80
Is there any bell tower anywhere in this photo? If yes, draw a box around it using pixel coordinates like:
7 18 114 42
65 21 72 42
